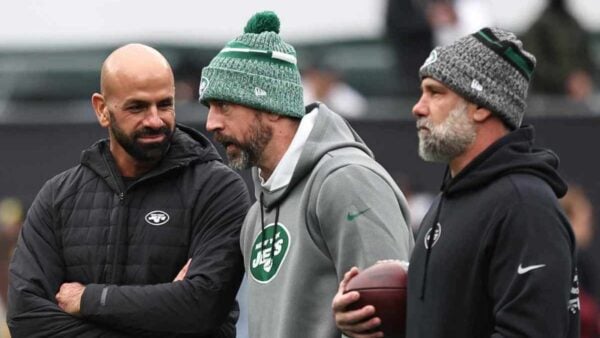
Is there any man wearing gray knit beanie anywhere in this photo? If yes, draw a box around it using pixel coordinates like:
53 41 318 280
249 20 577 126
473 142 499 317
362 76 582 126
200 11 414 338
334 28 579 338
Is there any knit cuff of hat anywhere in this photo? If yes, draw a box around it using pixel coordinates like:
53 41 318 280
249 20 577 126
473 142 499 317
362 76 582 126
200 64 305 118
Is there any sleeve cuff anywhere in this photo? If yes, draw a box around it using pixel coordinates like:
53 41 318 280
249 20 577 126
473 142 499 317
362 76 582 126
80 283 108 317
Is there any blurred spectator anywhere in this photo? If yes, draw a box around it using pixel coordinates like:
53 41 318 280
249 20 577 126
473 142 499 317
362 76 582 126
174 54 205 102
175 79 198 102
425 0 494 47
522 0 596 103
302 62 367 118
561 184 600 337
384 0 434 95
384 0 493 95
0 197 24 305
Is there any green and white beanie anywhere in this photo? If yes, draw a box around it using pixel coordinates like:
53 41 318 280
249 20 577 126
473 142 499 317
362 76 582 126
419 27 536 130
199 11 304 118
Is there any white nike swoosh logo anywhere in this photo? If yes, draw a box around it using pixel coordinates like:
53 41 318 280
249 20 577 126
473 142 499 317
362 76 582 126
518 264 546 274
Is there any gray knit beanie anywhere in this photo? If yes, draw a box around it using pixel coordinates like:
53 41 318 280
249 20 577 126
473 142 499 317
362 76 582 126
419 27 536 130
199 11 304 118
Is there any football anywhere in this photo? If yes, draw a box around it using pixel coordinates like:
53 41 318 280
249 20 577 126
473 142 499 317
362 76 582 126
345 260 408 337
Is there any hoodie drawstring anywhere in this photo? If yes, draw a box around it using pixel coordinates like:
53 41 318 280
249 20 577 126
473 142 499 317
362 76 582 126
259 192 280 256
271 207 280 255
260 192 266 251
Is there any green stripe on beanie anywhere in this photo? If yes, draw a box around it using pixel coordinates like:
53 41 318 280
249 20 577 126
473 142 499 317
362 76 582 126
217 50 297 69
419 27 536 130
199 11 304 118
216 40 298 69
474 28 534 80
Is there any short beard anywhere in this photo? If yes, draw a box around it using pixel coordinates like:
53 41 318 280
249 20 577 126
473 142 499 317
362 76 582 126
417 100 476 163
109 110 174 163
215 116 272 171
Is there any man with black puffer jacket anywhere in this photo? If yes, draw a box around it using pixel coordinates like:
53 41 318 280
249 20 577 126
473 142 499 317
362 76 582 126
334 27 579 338
8 44 250 337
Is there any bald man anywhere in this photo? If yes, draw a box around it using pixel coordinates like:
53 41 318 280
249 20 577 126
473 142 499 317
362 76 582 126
7 44 250 337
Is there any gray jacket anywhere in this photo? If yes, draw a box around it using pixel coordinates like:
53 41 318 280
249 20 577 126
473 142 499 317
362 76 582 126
241 103 414 338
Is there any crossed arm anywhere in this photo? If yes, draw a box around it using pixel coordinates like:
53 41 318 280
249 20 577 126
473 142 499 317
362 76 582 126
55 259 192 316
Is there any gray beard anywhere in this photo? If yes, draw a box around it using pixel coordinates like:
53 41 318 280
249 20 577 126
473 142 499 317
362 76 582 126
227 149 252 171
219 115 272 171
418 101 476 163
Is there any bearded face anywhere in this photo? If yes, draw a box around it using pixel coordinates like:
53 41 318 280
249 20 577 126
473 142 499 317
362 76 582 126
214 113 273 171
109 109 174 163
416 100 477 163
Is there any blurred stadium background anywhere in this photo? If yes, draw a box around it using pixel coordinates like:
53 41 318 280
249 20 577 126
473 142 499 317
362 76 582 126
1 0 600 337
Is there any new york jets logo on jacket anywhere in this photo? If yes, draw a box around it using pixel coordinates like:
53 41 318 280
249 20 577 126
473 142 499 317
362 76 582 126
250 223 290 283
424 222 442 249
145 210 170 226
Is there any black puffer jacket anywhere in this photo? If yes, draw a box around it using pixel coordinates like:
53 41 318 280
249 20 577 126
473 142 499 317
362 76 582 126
8 124 250 337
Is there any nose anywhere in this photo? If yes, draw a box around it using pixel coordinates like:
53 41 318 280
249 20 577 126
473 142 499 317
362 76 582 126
412 95 428 119
205 105 222 133
143 105 165 129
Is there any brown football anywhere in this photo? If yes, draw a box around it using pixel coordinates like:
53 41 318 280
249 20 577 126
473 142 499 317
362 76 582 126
345 261 408 338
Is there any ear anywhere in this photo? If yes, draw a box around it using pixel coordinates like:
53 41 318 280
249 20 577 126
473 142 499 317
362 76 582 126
472 105 492 123
91 93 110 127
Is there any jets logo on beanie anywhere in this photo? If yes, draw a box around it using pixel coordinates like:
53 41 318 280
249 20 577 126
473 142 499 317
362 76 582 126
199 11 305 118
419 27 536 130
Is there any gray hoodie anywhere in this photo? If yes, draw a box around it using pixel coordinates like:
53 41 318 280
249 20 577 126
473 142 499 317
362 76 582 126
241 103 414 338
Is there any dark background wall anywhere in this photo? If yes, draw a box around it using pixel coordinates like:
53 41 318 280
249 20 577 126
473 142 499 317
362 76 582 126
2 116 598 210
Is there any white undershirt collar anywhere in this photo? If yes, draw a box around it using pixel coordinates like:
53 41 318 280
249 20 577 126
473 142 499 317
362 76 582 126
259 106 319 192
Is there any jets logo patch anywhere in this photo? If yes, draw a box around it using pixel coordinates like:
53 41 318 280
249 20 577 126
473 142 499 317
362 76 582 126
424 222 442 249
198 77 210 99
249 223 290 284
569 270 580 314
421 50 438 70
145 210 170 226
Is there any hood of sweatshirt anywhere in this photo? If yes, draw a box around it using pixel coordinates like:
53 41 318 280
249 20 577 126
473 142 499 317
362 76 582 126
441 125 567 198
256 103 374 210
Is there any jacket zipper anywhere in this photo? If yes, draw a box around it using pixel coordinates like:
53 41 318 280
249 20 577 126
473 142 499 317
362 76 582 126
110 192 126 284
99 149 183 283
101 150 127 284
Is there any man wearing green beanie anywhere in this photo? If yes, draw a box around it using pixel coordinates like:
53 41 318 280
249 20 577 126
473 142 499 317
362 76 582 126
199 11 414 338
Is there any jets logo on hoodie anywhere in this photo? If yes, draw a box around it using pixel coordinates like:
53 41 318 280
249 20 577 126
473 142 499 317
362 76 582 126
250 223 290 283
